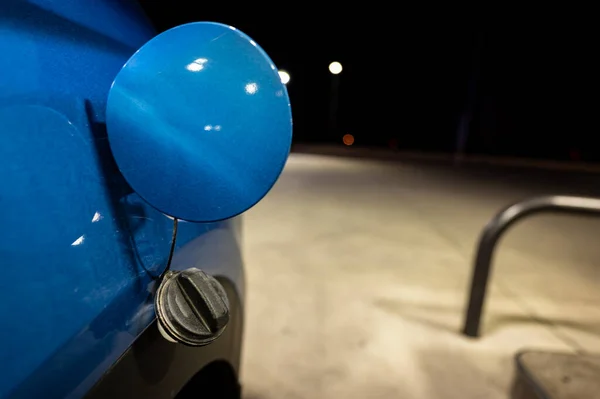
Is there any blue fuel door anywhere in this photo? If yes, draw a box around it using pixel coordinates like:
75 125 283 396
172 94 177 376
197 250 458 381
107 22 292 222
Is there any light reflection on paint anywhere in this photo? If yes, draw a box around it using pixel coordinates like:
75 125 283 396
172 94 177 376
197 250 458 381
71 235 85 246
245 82 258 94
186 58 208 72
92 212 103 223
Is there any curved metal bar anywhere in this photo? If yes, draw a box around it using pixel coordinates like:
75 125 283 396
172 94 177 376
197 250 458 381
462 195 600 338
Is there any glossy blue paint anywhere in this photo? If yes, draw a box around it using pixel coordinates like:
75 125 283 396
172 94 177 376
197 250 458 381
0 1 286 398
107 22 292 222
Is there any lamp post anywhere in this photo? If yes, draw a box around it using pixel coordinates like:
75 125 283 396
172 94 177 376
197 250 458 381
328 62 342 139
456 34 483 161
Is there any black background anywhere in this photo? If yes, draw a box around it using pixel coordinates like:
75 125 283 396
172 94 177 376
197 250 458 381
139 4 598 161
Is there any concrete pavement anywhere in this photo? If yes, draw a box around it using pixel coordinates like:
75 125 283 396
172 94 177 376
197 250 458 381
240 151 600 398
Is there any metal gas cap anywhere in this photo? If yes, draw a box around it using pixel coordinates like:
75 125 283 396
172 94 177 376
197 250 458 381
106 22 292 222
155 268 229 346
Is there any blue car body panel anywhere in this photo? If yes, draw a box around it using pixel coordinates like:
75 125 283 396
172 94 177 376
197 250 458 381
0 1 245 397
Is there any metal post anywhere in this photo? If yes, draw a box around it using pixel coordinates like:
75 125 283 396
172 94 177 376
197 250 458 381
456 32 484 160
328 74 340 138
463 195 600 338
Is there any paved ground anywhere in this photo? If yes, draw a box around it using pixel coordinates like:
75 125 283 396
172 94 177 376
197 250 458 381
240 150 600 398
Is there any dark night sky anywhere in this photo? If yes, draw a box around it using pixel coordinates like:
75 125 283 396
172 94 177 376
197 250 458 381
140 4 598 161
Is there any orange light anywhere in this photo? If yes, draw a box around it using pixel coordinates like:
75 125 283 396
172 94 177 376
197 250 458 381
342 134 354 146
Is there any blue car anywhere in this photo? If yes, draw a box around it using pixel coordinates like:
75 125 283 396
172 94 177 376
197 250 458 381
0 1 292 397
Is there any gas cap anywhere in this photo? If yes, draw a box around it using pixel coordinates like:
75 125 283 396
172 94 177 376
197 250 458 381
156 268 229 346
106 22 292 222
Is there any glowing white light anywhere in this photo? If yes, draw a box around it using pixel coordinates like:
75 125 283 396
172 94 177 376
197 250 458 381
245 82 258 94
250 40 257 47
186 58 208 72
204 125 212 131
278 70 290 85
329 61 343 75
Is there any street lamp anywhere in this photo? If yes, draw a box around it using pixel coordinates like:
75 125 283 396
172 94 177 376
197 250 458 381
278 70 290 85
328 62 342 138
328 61 342 75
